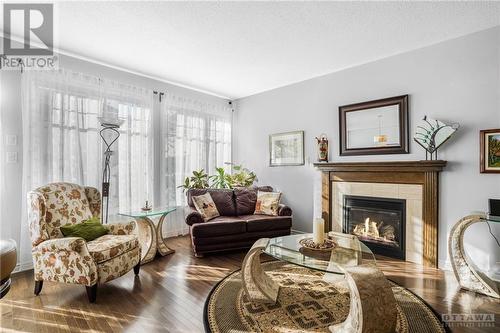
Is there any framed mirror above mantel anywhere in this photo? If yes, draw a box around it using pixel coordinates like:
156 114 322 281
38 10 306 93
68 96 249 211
314 160 447 268
339 95 409 156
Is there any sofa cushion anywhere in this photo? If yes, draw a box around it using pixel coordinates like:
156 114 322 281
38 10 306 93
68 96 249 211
190 217 246 238
254 191 282 216
87 234 139 264
192 229 292 246
192 229 291 254
188 189 236 216
192 193 220 221
234 186 273 215
240 214 292 232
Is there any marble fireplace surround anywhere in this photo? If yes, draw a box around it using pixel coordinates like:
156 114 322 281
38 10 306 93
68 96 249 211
333 182 423 264
314 161 447 268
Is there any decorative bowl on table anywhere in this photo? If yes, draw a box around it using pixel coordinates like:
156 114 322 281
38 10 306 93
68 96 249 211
299 237 336 251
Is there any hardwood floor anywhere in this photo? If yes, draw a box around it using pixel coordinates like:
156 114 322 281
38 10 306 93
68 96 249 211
1 235 498 332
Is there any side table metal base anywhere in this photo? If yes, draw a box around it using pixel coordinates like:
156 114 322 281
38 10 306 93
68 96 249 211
449 214 500 298
136 213 175 265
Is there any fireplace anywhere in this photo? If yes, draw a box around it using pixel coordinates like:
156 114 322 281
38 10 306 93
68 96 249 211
343 195 406 260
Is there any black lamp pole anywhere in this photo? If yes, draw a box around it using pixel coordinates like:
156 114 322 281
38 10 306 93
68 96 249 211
99 123 120 224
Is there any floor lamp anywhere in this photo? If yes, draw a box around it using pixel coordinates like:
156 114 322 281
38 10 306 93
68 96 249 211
98 115 124 224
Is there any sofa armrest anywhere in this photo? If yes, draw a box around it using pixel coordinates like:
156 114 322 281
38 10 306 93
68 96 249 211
108 221 137 236
184 206 204 226
36 237 88 253
33 237 98 286
278 204 292 217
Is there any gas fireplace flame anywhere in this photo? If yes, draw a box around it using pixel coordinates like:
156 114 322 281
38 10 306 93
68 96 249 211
361 218 380 238
353 217 397 246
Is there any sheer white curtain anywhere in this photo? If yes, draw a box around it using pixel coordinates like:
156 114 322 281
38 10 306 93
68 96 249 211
19 69 153 265
160 95 232 236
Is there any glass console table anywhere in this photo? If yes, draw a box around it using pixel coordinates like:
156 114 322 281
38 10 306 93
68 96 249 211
119 207 176 265
241 233 398 333
449 214 500 298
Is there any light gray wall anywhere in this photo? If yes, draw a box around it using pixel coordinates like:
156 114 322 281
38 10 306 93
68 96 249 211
0 50 229 270
234 27 500 270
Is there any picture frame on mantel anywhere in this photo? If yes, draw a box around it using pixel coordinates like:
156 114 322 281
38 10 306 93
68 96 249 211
480 128 500 173
269 130 305 166
339 95 409 156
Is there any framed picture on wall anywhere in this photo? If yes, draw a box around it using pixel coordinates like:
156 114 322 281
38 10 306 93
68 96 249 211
339 95 409 156
269 131 304 166
480 129 500 173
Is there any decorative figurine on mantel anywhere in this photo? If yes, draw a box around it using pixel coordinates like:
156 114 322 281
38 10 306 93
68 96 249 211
141 200 152 211
315 134 329 162
414 116 459 160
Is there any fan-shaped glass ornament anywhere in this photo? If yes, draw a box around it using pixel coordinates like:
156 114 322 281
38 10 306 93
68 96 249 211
414 116 459 160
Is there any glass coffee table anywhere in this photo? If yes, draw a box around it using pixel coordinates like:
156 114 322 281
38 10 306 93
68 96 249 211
241 233 398 333
119 207 176 265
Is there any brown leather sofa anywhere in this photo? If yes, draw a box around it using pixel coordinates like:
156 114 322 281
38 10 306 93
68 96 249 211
184 187 292 257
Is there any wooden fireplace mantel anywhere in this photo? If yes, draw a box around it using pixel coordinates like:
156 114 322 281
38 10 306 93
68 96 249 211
314 160 447 268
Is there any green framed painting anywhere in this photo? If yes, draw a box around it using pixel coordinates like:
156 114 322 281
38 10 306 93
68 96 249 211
480 129 500 173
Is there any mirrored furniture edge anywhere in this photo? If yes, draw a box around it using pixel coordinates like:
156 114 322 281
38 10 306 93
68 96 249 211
119 207 177 265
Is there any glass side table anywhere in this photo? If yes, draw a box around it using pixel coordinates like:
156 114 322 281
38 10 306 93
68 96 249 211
119 207 177 265
449 213 500 298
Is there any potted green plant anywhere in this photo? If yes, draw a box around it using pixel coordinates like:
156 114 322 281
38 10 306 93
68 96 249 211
178 164 258 192
178 169 209 192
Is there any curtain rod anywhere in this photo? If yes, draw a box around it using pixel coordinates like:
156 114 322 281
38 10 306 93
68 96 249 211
153 91 165 102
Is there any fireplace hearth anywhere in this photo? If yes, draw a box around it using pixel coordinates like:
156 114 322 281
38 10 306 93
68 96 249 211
343 195 406 260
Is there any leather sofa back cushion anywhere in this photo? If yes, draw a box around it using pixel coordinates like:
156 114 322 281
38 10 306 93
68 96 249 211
188 189 236 216
234 186 273 215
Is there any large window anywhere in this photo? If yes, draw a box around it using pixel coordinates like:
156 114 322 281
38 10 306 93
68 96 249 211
20 69 232 244
22 70 153 218
161 97 232 208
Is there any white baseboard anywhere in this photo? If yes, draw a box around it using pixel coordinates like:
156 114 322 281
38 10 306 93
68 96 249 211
291 229 307 234
13 261 33 273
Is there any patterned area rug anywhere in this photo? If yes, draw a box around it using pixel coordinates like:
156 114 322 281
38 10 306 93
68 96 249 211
204 261 446 333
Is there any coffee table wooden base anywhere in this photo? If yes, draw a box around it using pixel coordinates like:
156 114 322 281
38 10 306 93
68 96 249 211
242 239 397 333
241 238 279 303
329 264 397 333
136 214 175 265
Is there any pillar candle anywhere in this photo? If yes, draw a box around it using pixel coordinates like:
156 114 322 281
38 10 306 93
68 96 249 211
313 218 325 244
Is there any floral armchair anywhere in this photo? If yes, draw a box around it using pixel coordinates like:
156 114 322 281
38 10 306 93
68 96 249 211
28 182 141 303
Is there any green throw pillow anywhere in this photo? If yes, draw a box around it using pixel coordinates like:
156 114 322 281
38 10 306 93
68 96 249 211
60 217 109 241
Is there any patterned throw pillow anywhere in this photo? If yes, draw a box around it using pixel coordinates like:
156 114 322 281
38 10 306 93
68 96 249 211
192 192 220 221
254 191 282 216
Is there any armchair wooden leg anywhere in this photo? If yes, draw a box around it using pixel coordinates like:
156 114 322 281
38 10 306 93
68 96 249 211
34 280 43 296
133 262 140 275
86 284 97 303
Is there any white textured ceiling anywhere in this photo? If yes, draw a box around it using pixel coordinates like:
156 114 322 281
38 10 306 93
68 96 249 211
51 1 500 98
